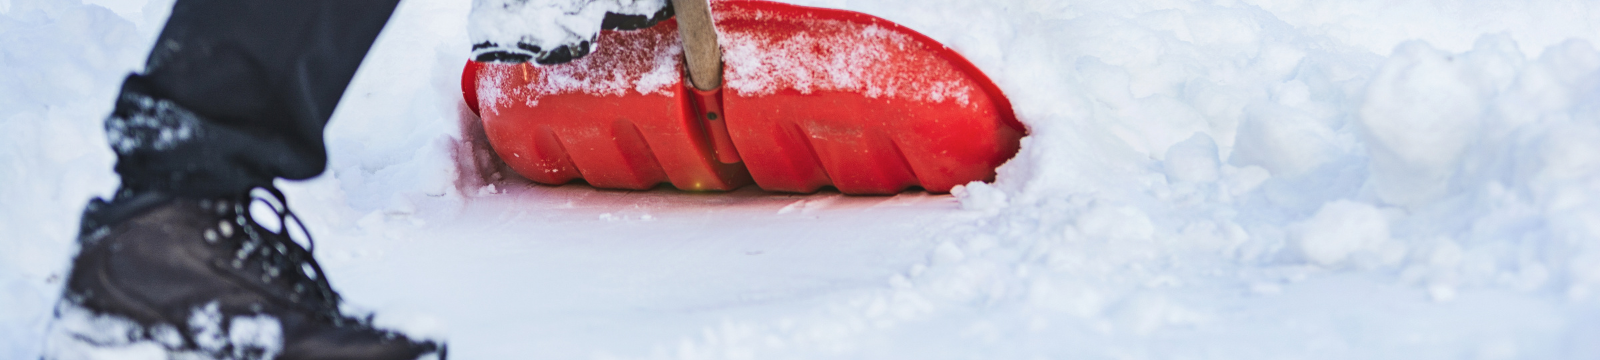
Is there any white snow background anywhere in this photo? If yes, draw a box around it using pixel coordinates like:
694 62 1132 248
5 0 1600 358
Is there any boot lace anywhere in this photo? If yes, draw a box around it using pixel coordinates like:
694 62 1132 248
204 186 343 321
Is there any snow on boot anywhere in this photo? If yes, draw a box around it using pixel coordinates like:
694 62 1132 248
45 189 444 360
470 0 674 64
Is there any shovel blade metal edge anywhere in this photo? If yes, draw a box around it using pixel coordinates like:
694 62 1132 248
463 0 1025 194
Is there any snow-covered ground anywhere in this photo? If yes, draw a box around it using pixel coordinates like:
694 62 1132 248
5 0 1600 358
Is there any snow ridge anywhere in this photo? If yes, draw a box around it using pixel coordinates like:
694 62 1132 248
650 0 1600 358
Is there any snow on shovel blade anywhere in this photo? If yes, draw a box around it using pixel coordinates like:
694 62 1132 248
464 20 753 192
463 0 1024 194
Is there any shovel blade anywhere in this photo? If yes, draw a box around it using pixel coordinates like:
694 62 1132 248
465 0 1024 194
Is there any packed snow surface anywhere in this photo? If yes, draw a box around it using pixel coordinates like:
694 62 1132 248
5 0 1600 359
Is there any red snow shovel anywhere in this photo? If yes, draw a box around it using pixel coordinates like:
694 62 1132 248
462 0 1024 194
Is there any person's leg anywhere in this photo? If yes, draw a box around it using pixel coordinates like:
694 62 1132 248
113 0 402 195
48 0 443 358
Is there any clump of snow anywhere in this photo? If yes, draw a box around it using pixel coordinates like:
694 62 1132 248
225 316 283 359
104 91 201 154
43 301 282 359
1162 133 1221 183
44 302 174 360
1292 200 1402 268
188 302 284 359
1359 39 1517 208
950 182 1006 212
1232 103 1345 178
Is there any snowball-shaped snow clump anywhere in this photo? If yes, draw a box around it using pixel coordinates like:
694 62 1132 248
1294 200 1404 268
1359 40 1520 208
1163 133 1221 183
952 182 1009 212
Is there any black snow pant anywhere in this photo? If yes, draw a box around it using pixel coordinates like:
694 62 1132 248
107 0 402 198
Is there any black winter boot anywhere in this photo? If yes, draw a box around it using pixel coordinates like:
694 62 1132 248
45 188 444 360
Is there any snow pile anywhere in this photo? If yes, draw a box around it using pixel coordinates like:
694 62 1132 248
651 0 1600 357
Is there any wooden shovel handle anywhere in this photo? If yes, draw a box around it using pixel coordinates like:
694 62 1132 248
672 0 722 90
